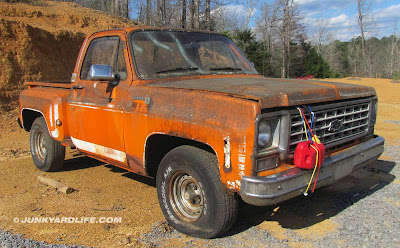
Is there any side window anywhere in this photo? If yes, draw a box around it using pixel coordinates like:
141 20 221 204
80 36 128 81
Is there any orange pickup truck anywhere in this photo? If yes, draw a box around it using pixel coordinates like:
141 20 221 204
18 27 384 238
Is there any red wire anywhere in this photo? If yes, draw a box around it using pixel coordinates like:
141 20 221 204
299 107 322 193
312 152 321 193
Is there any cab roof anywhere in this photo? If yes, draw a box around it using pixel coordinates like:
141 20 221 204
92 26 225 37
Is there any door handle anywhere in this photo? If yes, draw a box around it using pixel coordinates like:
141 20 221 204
72 85 84 90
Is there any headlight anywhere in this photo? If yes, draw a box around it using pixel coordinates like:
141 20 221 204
258 122 271 147
257 118 280 150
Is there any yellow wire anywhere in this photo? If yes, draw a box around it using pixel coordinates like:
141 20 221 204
304 144 319 196
296 107 319 196
296 107 308 140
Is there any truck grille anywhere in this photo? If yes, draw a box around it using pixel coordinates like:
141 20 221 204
289 99 371 153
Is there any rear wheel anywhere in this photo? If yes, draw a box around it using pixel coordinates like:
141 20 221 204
30 117 65 171
156 145 239 238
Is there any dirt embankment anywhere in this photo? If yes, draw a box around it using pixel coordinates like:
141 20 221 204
0 1 138 111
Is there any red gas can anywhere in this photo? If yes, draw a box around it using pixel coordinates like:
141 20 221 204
294 140 326 169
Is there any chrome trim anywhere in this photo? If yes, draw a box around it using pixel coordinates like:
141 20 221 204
289 98 371 152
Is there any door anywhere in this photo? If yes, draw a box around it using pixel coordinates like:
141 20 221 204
68 33 131 166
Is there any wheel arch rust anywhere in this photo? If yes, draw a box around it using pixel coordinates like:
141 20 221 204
144 133 218 178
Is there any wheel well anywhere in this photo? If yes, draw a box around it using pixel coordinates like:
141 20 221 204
21 109 43 131
145 134 216 178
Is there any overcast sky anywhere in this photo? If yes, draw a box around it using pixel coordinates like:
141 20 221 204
294 0 400 41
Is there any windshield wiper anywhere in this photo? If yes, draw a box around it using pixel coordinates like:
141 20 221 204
209 67 243 72
156 67 199 74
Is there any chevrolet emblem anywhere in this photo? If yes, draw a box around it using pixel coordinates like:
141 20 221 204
328 119 344 132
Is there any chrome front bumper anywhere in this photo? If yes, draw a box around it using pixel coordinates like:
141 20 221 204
240 136 385 206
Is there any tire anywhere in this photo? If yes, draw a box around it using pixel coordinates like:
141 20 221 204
156 145 239 238
30 117 65 172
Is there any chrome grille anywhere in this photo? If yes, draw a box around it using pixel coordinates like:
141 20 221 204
289 99 370 152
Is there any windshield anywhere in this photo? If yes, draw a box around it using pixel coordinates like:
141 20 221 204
130 30 258 79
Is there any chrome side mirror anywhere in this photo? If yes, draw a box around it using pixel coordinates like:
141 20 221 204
87 64 114 81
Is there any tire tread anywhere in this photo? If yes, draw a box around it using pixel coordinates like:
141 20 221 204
30 117 65 172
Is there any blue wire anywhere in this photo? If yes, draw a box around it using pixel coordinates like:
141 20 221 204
308 106 314 129
307 106 315 140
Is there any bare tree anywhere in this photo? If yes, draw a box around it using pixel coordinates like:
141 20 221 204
254 2 279 76
311 18 332 55
205 0 211 30
194 0 200 29
131 0 146 23
357 0 374 77
281 0 290 78
244 0 258 29
387 19 400 78
212 5 244 31
182 0 187 28
253 0 304 78
157 0 167 26
279 0 303 78
146 0 152 25
124 0 129 18
357 0 367 60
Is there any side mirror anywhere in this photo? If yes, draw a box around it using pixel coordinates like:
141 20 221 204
87 64 114 81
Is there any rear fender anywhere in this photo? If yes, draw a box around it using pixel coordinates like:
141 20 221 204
19 87 70 142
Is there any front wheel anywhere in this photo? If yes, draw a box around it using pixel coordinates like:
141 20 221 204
156 145 239 238
30 117 65 171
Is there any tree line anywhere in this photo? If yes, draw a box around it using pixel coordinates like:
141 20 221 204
46 0 214 30
3 0 400 79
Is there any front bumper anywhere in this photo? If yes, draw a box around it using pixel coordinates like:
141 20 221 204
240 136 385 206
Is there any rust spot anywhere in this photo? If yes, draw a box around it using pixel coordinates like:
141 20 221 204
127 154 147 176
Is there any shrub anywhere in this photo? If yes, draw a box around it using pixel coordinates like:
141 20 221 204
393 71 399 80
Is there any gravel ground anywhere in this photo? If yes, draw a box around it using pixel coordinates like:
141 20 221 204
1 143 399 248
0 230 86 248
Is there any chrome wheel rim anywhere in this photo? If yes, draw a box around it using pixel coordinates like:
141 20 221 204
34 130 46 161
170 171 204 222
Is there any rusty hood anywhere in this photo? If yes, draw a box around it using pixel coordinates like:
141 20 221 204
148 76 376 109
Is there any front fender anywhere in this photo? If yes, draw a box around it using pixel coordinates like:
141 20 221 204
125 85 260 191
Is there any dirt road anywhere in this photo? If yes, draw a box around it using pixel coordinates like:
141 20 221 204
0 78 399 247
